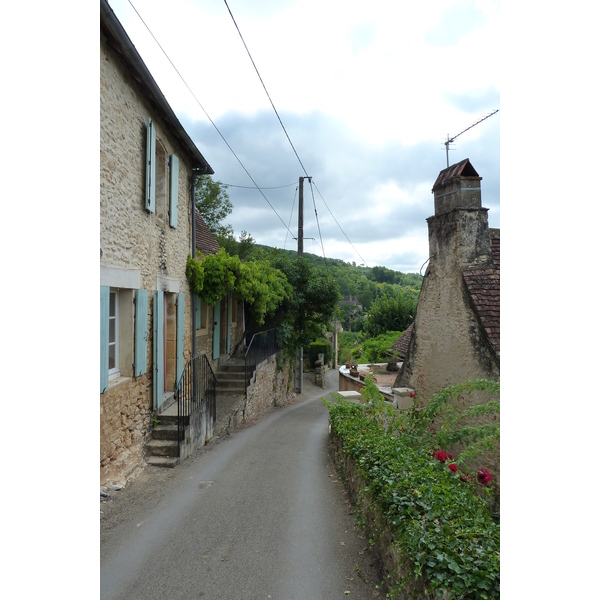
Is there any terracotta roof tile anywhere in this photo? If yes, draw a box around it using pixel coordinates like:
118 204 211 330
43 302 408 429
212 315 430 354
195 209 220 255
389 322 414 359
462 237 500 360
432 158 481 192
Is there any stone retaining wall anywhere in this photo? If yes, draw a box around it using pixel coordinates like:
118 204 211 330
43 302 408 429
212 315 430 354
245 352 295 421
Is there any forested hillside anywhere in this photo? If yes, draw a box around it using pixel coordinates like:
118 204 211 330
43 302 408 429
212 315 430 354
253 245 423 334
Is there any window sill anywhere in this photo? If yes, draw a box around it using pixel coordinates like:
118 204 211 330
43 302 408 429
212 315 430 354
107 375 132 391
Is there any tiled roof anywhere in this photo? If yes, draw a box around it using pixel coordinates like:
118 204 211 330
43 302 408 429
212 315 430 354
432 158 481 192
195 209 220 255
388 322 414 359
462 230 500 360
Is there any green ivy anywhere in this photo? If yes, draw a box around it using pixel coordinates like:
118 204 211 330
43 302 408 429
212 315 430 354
325 377 500 599
186 250 291 325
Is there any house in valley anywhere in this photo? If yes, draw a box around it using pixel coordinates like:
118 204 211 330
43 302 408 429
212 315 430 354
100 0 214 485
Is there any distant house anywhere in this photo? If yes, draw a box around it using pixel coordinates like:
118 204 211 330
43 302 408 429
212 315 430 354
100 0 213 485
393 158 500 397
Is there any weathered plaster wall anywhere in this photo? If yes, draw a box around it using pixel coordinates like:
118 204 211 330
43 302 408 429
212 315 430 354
396 209 499 398
100 34 196 486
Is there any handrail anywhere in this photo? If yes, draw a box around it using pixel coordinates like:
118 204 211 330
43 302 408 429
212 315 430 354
244 328 279 394
175 354 217 445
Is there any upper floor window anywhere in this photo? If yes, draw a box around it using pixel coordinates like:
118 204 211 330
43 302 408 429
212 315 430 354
145 118 179 228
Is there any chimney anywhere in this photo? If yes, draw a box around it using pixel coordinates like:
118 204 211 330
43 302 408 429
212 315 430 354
427 158 492 268
431 158 482 216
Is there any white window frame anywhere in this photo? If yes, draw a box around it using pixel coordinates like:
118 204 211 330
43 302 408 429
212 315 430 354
108 289 120 379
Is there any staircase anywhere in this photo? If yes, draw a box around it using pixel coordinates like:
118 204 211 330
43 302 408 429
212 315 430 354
144 358 254 468
145 412 181 468
215 358 250 396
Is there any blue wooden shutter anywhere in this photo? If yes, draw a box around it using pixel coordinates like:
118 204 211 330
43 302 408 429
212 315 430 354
100 286 110 393
213 300 220 360
153 291 164 410
226 292 232 354
176 293 185 383
146 118 156 213
134 289 148 377
195 295 202 330
169 154 179 228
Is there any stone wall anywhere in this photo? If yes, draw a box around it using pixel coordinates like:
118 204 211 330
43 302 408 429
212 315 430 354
396 209 498 399
245 353 295 421
100 34 196 487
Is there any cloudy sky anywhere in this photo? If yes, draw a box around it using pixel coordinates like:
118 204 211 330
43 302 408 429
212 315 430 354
107 0 500 273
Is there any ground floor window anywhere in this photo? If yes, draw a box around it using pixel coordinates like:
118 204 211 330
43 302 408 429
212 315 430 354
108 290 120 379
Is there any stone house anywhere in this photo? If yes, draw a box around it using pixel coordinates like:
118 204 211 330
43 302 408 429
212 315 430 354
392 157 500 488
393 158 500 397
100 0 215 485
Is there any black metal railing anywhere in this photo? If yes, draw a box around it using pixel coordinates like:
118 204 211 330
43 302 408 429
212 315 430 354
244 328 279 394
175 354 217 445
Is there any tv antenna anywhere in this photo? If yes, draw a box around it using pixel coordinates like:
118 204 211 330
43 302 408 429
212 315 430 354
444 109 499 167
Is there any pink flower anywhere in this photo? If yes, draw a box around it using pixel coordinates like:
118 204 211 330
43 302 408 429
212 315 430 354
410 391 416 398
448 463 458 472
435 451 448 462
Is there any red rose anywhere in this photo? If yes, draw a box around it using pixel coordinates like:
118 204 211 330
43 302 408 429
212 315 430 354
448 463 458 472
477 469 493 485
435 451 448 462
448 454 453 460
410 391 416 398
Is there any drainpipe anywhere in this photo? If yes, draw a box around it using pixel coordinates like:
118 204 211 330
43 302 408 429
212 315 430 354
191 173 197 359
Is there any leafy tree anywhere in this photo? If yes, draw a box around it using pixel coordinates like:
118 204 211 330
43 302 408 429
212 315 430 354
364 288 418 337
194 175 234 239
267 253 341 355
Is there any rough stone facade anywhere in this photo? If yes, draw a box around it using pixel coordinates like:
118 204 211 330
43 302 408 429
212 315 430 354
245 353 295 420
393 160 500 491
100 20 208 486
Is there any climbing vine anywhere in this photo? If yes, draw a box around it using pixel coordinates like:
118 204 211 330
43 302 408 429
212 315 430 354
186 249 291 325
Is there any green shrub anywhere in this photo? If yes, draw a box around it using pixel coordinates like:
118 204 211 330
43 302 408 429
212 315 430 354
308 339 332 367
325 377 500 598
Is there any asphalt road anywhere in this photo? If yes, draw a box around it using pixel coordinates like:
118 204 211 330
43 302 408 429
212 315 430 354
100 369 383 600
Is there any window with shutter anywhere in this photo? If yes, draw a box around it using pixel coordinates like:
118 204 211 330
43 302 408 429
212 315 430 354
100 286 109 393
169 154 179 228
134 289 148 377
146 118 156 213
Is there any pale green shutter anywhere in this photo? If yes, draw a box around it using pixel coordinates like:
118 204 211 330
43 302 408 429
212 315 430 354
134 289 148 377
213 300 220 360
153 291 164 410
146 118 156 213
176 293 185 383
195 295 202 330
227 292 232 354
100 286 110 393
169 154 179 228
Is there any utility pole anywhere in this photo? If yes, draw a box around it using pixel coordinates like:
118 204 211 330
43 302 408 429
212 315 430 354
295 176 311 393
298 176 304 258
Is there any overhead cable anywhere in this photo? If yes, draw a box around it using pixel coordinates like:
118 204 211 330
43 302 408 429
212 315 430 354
312 181 369 268
223 0 310 178
126 0 294 236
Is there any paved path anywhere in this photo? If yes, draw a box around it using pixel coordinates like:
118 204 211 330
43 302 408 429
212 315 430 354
101 369 382 599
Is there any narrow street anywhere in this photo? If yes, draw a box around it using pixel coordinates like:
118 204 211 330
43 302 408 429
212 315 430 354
100 369 383 600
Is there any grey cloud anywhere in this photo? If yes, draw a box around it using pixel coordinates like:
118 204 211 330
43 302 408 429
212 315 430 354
183 106 499 271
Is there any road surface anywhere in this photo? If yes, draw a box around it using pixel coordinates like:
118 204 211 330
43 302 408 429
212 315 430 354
101 369 382 599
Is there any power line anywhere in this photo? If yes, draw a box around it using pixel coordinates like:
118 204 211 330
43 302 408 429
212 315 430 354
312 181 369 268
223 0 310 178
308 179 326 260
284 185 299 250
222 181 297 190
125 0 294 237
